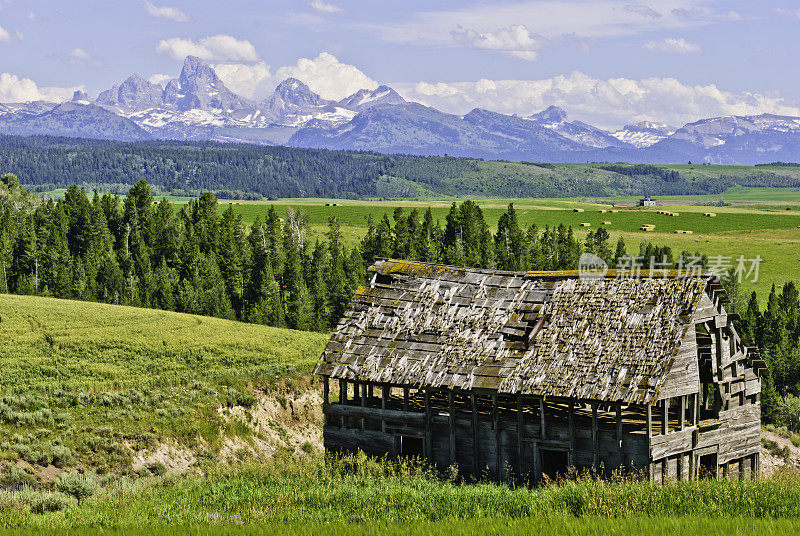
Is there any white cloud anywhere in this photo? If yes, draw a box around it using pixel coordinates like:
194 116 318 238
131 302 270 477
212 52 377 101
726 10 742 21
644 37 701 54
212 61 272 99
0 24 23 42
143 1 189 22
774 8 800 19
395 71 800 130
368 0 735 61
274 52 377 100
61 48 102 66
0 72 82 102
452 24 545 60
309 0 343 14
156 35 259 62
148 73 172 86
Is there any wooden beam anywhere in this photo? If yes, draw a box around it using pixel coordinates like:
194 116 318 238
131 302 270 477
339 379 347 404
646 404 653 481
679 395 686 431
692 393 699 427
322 403 427 425
493 393 501 480
540 398 546 439
471 393 480 475
403 388 409 412
661 399 668 435
381 385 389 433
449 391 456 467
360 382 367 430
424 390 432 460
616 402 623 469
591 402 599 470
568 401 575 467
517 396 524 481
323 376 330 426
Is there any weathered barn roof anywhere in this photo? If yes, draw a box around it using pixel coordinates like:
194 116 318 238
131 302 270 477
314 259 713 404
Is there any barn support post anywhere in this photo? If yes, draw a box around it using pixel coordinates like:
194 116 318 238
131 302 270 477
360 382 367 430
616 402 624 469
493 393 501 480
381 385 389 433
448 391 456 467
323 376 330 426
679 395 686 431
516 396 524 481
646 404 653 481
568 400 575 467
661 399 668 435
471 393 480 475
424 390 432 459
591 402 599 470
403 388 409 412
539 398 546 439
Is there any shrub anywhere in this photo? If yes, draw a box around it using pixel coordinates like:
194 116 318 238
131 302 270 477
776 395 800 432
55 471 98 503
28 491 74 514
147 462 167 477
301 441 314 454
50 445 75 468
0 465 37 488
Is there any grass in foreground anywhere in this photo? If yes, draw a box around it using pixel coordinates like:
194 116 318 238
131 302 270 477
3 453 800 530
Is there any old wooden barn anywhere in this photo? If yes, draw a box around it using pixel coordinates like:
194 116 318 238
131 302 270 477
314 259 765 482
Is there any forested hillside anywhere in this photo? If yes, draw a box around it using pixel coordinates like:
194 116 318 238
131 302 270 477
4 135 800 199
4 173 800 427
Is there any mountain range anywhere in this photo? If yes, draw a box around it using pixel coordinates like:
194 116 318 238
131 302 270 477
2 55 800 164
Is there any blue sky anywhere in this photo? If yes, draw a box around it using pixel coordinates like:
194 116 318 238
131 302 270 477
1 0 799 128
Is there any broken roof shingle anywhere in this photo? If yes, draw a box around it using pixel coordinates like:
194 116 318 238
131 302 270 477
314 259 709 404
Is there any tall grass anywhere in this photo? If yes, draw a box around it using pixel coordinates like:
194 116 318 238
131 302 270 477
3 453 800 529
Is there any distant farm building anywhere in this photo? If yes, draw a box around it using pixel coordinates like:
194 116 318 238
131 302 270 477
639 196 657 207
315 260 763 483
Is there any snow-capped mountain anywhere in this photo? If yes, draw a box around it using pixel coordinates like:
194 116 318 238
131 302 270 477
338 85 405 112
525 105 630 149
4 55 800 163
612 121 676 148
96 74 165 112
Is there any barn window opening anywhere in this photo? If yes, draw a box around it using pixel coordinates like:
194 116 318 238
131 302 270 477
400 436 424 458
699 453 718 479
540 449 569 480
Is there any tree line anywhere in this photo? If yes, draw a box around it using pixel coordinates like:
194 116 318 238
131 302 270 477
2 174 800 425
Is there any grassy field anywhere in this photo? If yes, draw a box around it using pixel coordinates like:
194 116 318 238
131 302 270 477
0 294 327 392
3 453 800 531
165 193 800 301
0 294 327 481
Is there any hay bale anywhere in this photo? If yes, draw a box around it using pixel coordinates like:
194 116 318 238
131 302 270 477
703 212 717 217
580 222 591 227
573 208 584 213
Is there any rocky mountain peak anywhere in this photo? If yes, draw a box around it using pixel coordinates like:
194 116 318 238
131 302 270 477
272 78 328 108
71 90 92 104
338 85 405 111
527 105 568 124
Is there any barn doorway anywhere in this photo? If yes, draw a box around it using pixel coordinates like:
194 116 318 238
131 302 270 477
540 448 569 480
399 436 424 458
699 453 718 479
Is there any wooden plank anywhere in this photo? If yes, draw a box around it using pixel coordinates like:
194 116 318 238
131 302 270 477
449 391 456 466
646 404 652 481
616 402 623 467
323 403 427 425
517 396 524 479
568 401 575 467
493 394 501 479
679 395 685 431
425 390 432 459
540 398 546 439
472 394 480 474
404 388 410 412
592 402 599 469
